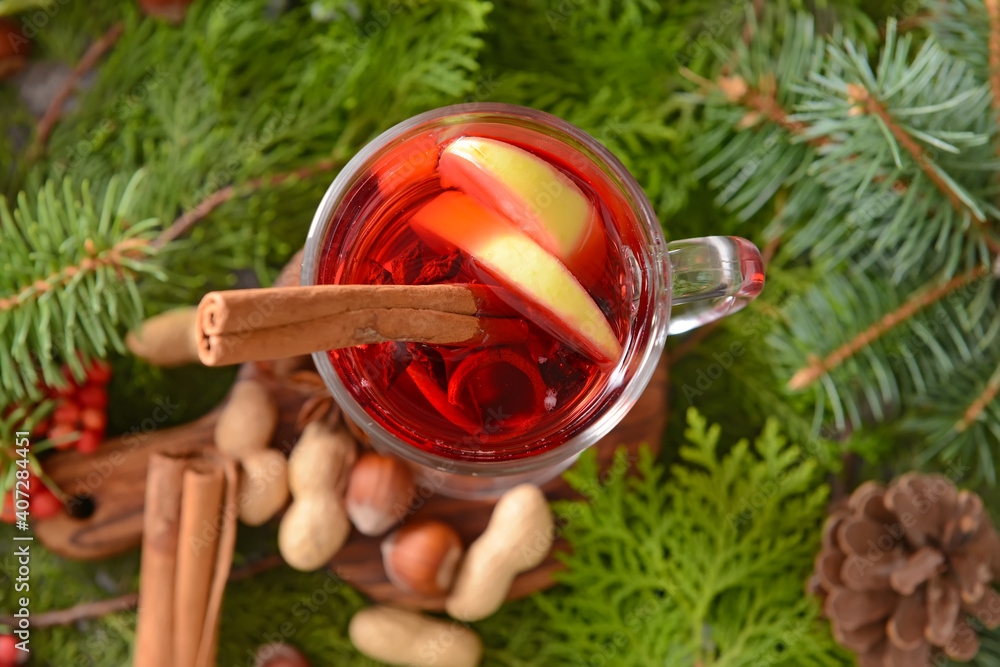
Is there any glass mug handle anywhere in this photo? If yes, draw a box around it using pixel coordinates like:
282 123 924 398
666 236 766 335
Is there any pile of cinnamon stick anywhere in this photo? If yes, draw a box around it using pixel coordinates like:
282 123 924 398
133 449 238 667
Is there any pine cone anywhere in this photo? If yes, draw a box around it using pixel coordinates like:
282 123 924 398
808 474 1000 666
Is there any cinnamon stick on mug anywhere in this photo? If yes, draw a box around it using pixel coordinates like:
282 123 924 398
196 284 528 366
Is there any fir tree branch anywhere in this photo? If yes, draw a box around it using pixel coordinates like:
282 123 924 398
956 358 1000 432
0 237 148 311
0 172 163 400
31 22 124 157
845 83 987 225
788 265 989 390
741 0 766 45
683 69 825 144
152 157 341 249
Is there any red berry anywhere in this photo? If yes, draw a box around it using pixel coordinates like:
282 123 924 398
80 406 107 432
137 0 194 22
60 362 79 384
0 492 15 524
33 416 51 435
53 401 81 426
30 485 63 520
0 19 29 82
77 383 109 408
0 632 28 664
47 423 77 449
51 379 77 398
84 358 112 384
76 430 101 454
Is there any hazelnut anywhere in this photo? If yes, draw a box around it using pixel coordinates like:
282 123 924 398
346 453 416 536
382 520 464 597
253 642 310 667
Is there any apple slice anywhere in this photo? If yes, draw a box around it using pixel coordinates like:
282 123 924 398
439 136 607 285
409 191 621 367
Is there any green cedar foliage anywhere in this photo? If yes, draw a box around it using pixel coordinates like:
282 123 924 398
476 409 844 667
690 7 1000 484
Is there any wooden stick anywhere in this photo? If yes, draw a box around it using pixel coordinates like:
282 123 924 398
133 453 188 667
1 555 285 630
31 22 124 157
152 158 340 250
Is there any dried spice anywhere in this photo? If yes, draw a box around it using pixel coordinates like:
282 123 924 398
368 343 412 392
808 474 1000 666
390 244 424 286
539 345 589 400
413 248 462 285
366 260 394 286
407 344 448 392
406 363 479 433
283 370 342 431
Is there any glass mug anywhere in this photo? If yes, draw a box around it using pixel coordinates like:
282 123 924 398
303 103 764 499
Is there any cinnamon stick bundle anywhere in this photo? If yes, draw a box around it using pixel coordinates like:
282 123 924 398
134 449 238 667
197 284 528 366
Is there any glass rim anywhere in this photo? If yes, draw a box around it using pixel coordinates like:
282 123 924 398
302 102 670 477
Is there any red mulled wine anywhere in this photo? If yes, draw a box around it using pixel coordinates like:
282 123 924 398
317 126 641 462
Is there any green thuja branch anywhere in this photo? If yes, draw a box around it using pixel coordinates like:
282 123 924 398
478 409 843 667
0 171 163 403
